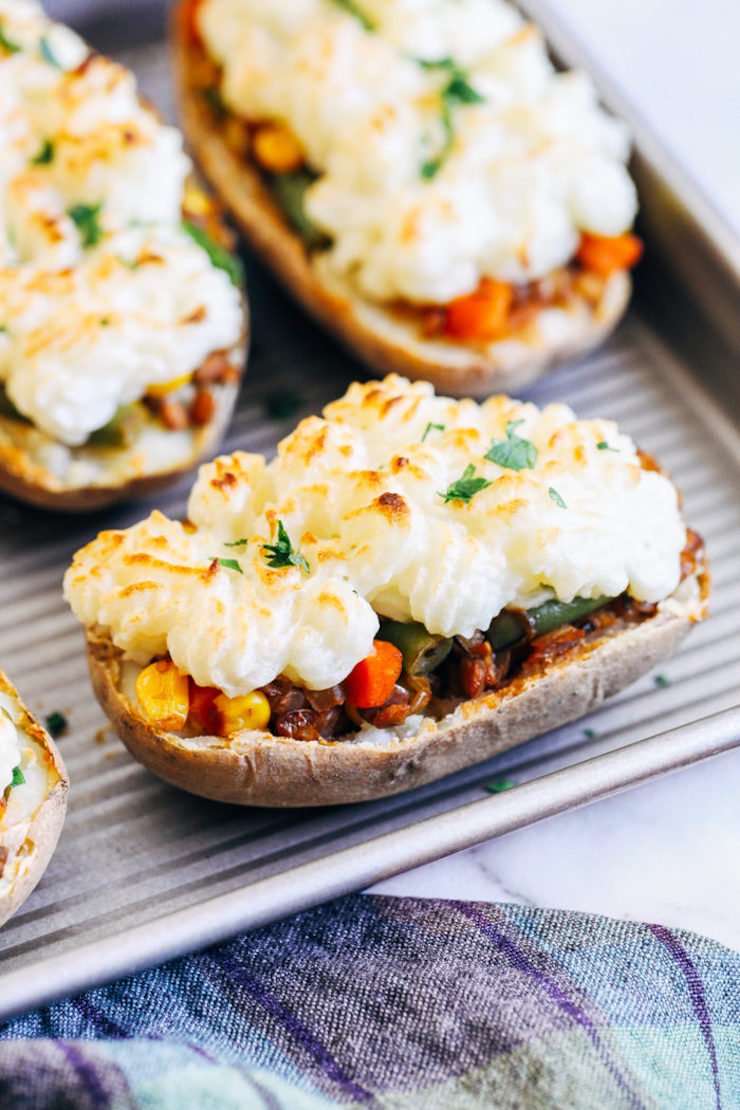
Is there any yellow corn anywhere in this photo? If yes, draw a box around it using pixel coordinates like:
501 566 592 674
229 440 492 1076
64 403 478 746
146 373 193 399
252 123 304 174
182 183 212 217
135 660 190 731
214 690 271 734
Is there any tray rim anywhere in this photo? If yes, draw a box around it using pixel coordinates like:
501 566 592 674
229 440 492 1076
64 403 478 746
1 1 739 1019
0 707 738 1020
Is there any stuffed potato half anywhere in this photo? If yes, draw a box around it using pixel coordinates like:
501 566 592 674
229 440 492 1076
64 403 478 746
65 375 708 807
174 0 641 397
0 0 247 511
0 670 68 927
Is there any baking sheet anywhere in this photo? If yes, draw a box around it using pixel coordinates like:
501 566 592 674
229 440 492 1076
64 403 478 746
0 5 738 1019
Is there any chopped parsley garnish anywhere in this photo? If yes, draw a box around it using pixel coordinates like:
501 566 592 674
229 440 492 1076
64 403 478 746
654 674 671 689
10 766 25 788
330 0 377 31
182 220 243 287
422 422 445 442
584 727 598 740
39 35 62 68
31 138 55 165
201 84 226 120
444 71 486 106
597 441 618 452
265 390 306 420
549 486 567 509
45 711 68 738
421 64 485 179
417 57 457 72
485 420 538 472
485 777 516 794
68 203 104 249
0 325 7 334
262 520 310 573
99 317 111 327
223 538 248 548
0 25 21 54
116 254 141 270
439 464 492 504
212 557 243 574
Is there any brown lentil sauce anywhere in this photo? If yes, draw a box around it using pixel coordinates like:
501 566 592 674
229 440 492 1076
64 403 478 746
252 529 704 742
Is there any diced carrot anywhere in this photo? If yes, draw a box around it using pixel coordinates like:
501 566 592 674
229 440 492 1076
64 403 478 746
188 680 222 734
576 232 643 279
344 640 404 709
444 279 514 342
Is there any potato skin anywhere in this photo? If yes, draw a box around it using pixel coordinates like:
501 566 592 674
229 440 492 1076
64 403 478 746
0 671 68 929
0 372 243 513
86 601 696 809
172 1 631 399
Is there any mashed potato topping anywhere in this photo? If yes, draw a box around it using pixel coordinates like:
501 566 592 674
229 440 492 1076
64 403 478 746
65 376 686 696
0 695 22 796
198 0 637 305
0 0 242 445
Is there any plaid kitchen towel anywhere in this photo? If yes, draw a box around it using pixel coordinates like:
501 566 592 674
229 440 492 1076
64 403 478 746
0 895 738 1108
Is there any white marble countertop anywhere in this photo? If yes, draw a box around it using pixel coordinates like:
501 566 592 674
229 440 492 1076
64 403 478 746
373 750 740 949
375 0 740 949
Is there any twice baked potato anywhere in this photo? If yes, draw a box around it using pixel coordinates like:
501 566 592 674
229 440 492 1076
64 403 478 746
174 0 641 397
65 375 708 807
0 670 68 927
0 0 248 511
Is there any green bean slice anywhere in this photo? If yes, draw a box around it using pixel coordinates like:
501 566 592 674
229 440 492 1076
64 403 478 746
270 170 328 250
87 402 146 448
487 595 611 651
379 620 453 675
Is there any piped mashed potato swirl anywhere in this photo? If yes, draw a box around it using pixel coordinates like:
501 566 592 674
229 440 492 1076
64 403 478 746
65 376 687 697
0 0 242 446
198 0 637 305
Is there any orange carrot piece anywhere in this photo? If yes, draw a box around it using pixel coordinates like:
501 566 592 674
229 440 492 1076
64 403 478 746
344 640 404 709
576 232 643 279
444 279 514 342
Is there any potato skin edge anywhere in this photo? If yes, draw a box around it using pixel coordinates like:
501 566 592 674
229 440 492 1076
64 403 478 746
0 375 242 513
171 1 630 399
0 671 69 928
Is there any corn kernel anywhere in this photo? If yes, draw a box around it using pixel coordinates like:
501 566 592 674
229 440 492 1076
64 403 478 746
214 690 271 735
146 373 193 398
183 183 212 217
135 660 190 731
252 123 304 174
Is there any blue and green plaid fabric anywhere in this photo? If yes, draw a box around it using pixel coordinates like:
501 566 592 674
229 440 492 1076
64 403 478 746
1 894 738 1107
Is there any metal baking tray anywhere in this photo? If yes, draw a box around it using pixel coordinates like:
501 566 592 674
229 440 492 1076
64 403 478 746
0 2 739 1020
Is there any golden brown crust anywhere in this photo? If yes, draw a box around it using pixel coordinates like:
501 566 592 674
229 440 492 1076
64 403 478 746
172 2 631 398
85 589 702 808
0 17 250 514
0 670 68 928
